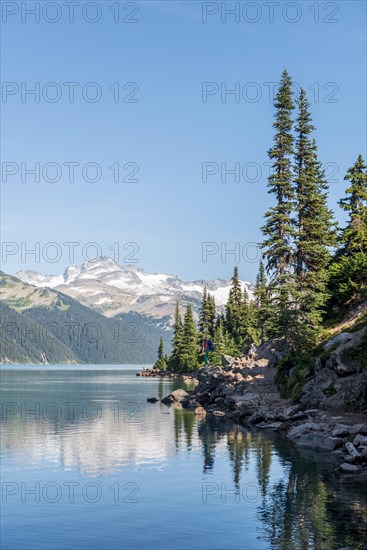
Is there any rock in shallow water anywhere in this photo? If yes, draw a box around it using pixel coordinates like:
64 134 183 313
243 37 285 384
194 407 206 416
161 389 189 405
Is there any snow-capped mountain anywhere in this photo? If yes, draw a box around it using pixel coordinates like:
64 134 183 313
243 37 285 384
15 257 254 324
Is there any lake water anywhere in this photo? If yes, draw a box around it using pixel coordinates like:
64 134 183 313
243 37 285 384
1 366 366 550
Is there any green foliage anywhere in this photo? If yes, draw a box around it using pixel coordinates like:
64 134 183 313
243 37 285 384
260 74 340 356
261 69 295 278
168 301 184 371
198 287 216 338
0 297 172 364
179 304 199 372
153 337 168 370
327 155 367 312
224 267 253 353
339 154 367 254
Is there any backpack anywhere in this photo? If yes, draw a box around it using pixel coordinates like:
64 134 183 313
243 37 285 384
208 340 215 351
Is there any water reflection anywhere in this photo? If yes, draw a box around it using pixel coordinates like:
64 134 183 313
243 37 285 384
1 367 366 549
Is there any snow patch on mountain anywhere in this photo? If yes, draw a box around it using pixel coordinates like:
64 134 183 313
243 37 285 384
15 257 254 323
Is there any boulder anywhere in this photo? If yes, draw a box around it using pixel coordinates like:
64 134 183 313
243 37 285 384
344 371 367 411
302 368 337 395
338 463 360 474
194 406 206 416
300 386 327 409
147 397 159 403
182 399 200 410
161 389 189 405
345 442 362 462
326 352 357 376
221 355 236 369
287 422 325 440
353 434 367 448
331 423 367 437
324 332 352 351
296 433 344 451
212 410 226 417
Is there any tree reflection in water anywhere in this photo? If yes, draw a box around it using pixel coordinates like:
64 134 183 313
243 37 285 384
174 412 367 549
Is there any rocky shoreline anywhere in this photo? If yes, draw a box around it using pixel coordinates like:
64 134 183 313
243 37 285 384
140 333 367 479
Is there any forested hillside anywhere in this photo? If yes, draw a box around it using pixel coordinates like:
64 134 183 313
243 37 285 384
0 272 172 364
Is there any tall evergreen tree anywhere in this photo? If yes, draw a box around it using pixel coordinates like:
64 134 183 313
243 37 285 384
199 288 216 338
338 154 367 255
179 304 199 372
294 90 336 281
210 318 227 366
168 301 184 371
290 89 337 351
328 155 367 307
254 260 273 344
261 69 296 349
261 69 295 278
225 267 244 350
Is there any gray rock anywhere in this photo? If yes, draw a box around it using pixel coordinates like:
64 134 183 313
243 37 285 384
353 434 367 448
331 423 367 437
161 389 189 405
324 332 352 351
344 371 367 411
288 422 325 440
345 441 362 461
331 424 350 437
296 434 344 451
221 354 236 369
300 386 327 409
338 463 360 474
327 352 357 376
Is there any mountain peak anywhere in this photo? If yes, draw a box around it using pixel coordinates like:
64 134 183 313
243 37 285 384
14 259 254 323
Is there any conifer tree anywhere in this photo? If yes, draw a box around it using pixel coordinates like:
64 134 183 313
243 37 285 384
254 260 273 344
294 90 336 281
290 89 337 351
338 154 367 255
153 337 167 370
169 301 184 371
179 304 199 372
241 287 254 351
210 318 227 365
261 69 296 349
261 69 295 278
225 267 244 350
328 155 367 306
199 288 216 338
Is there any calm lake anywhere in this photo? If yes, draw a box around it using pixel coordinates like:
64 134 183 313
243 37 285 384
1 366 366 550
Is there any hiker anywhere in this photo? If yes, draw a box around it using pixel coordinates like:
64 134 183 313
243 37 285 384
199 338 209 365
199 338 215 366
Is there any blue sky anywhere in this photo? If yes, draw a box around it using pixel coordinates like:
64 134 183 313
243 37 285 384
1 0 366 282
